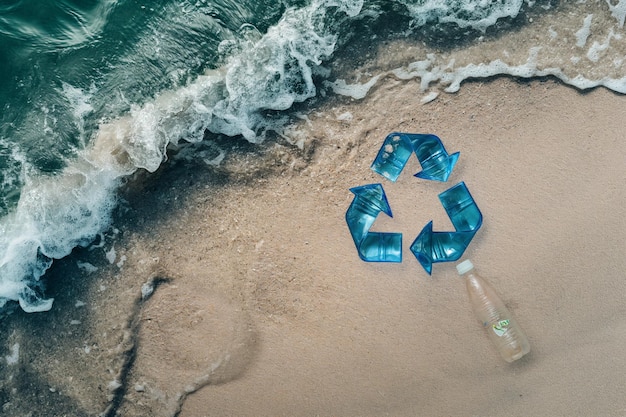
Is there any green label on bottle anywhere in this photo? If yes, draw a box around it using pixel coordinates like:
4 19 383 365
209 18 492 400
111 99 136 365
492 319 510 337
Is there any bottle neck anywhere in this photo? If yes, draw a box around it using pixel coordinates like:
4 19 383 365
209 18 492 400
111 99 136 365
460 269 476 280
462 270 485 293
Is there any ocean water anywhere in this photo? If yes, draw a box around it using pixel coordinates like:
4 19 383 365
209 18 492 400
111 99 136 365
0 0 625 313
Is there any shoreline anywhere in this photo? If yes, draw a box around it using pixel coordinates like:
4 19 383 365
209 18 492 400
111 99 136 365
2 74 626 416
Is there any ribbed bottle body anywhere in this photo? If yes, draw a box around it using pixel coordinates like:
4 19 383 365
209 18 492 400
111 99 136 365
464 271 530 362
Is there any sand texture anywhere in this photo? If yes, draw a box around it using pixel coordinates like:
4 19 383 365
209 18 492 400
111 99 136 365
1 76 626 417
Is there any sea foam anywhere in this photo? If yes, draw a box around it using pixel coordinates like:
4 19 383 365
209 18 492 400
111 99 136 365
0 0 365 312
2 0 626 313
399 0 524 31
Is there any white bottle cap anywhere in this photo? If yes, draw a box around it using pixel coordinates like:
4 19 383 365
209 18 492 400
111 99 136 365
456 259 474 275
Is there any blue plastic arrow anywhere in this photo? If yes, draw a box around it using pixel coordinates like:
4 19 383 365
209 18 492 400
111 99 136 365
371 132 460 182
346 183 402 262
410 182 482 274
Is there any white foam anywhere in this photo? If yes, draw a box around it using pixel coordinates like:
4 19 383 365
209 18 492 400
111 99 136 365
0 159 120 311
548 27 558 39
401 0 524 32
5 343 19 365
141 280 155 300
336 111 353 121
606 0 626 27
575 14 593 47
107 379 122 392
116 254 127 268
105 247 116 264
385 44 626 107
421 91 439 104
324 75 382 99
89 0 365 168
77 261 98 274
587 29 622 63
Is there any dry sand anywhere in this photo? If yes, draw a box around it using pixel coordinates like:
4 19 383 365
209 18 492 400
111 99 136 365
2 75 626 416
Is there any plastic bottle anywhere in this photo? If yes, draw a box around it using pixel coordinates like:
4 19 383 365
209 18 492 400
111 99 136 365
456 260 530 362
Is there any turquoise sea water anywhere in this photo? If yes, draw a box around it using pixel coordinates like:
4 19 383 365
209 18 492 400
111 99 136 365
1 0 625 312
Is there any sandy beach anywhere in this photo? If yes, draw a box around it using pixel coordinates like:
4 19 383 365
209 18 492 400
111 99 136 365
2 73 626 416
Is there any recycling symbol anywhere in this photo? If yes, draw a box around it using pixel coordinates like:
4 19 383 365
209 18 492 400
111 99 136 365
346 132 483 274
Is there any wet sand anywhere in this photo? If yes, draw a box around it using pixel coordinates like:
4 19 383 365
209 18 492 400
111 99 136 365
2 75 626 416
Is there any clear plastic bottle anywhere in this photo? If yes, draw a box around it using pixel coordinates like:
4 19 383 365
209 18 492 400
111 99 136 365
456 260 530 362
